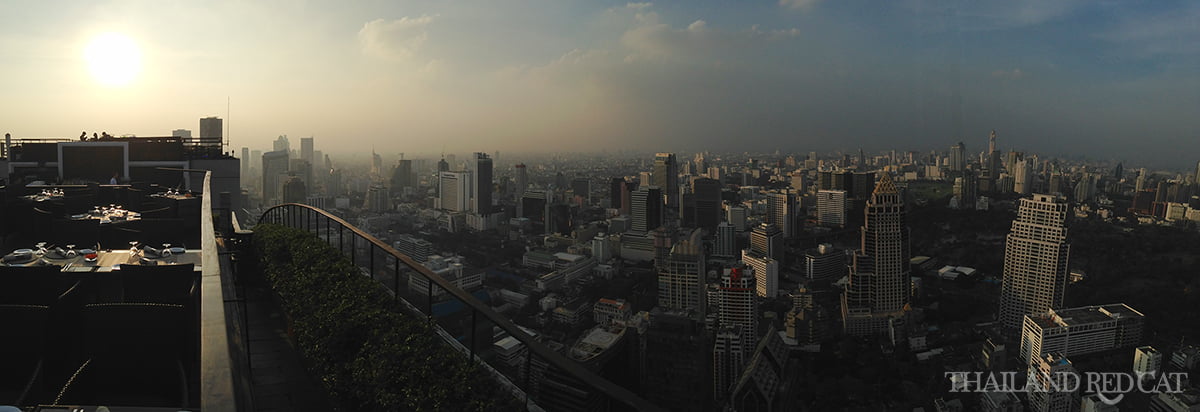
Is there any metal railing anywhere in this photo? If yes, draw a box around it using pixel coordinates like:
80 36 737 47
259 203 661 412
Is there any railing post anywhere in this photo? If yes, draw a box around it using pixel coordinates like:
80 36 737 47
524 352 533 407
393 256 400 302
469 308 478 369
426 280 433 323
369 243 376 280
339 225 344 256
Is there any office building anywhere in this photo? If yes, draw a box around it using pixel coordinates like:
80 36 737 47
300 136 313 165
571 177 590 206
640 312 710 411
742 250 779 299
521 189 550 234
199 116 222 143
766 191 796 238
390 159 413 194
240 147 249 180
1134 346 1163 381
950 142 966 173
394 234 433 263
273 135 289 153
692 177 723 231
472 153 493 214
713 326 747 403
804 244 846 280
654 153 679 208
1013 159 1033 195
714 222 737 258
749 223 783 262
262 150 289 205
631 187 663 234
718 266 758 350
438 171 472 212
657 230 705 318
1019 303 1145 366
817 190 847 227
1028 353 1079 412
727 205 747 232
953 171 979 209
842 174 911 337
999 194 1071 329
514 163 528 202
282 174 307 204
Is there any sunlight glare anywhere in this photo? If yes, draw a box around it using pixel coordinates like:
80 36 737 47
84 33 142 87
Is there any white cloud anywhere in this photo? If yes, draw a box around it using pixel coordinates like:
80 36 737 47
992 68 1024 79
779 0 821 11
687 20 708 33
358 16 434 60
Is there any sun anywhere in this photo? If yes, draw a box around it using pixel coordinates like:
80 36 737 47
84 33 142 87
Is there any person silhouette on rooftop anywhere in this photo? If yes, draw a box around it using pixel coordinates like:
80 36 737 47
80 131 87 141
93 132 99 140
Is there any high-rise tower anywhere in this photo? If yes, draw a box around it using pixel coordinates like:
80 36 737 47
473 152 493 214
654 153 679 209
842 174 911 337
950 142 966 173
998 194 1070 329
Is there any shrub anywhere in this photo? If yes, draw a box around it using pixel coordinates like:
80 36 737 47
253 223 519 411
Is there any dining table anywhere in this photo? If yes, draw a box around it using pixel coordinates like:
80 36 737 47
70 208 142 225
1 247 202 272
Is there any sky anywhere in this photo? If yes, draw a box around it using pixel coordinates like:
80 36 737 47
1 0 1198 168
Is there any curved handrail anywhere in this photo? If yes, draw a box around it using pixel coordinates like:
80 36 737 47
258 203 661 412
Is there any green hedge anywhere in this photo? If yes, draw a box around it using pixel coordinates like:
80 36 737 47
253 223 519 411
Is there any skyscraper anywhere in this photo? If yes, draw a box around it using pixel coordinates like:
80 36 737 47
261 150 289 205
273 135 289 152
766 191 796 238
742 250 779 299
300 136 314 166
631 187 663 234
999 194 1071 329
950 142 966 173
520 190 550 234
609 177 625 210
816 190 847 227
718 266 757 345
842 174 911 337
982 130 1002 193
390 159 413 194
654 153 679 209
438 171 472 212
657 230 705 317
1013 159 1033 195
692 177 722 231
514 163 528 201
473 152 493 214
714 222 736 258
240 147 250 180
199 116 222 143
749 223 783 262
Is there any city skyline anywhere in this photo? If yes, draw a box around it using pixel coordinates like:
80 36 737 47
1 1 1199 168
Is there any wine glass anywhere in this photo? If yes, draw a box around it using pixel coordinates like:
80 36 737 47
129 241 140 256
161 243 172 257
35 242 47 256
66 244 77 258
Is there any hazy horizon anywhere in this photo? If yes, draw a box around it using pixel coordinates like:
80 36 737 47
2 1 1198 169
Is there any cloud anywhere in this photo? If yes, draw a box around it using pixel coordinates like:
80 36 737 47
1097 5 1200 58
626 2 652 10
358 16 434 60
779 0 821 10
905 0 1090 31
991 68 1024 79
